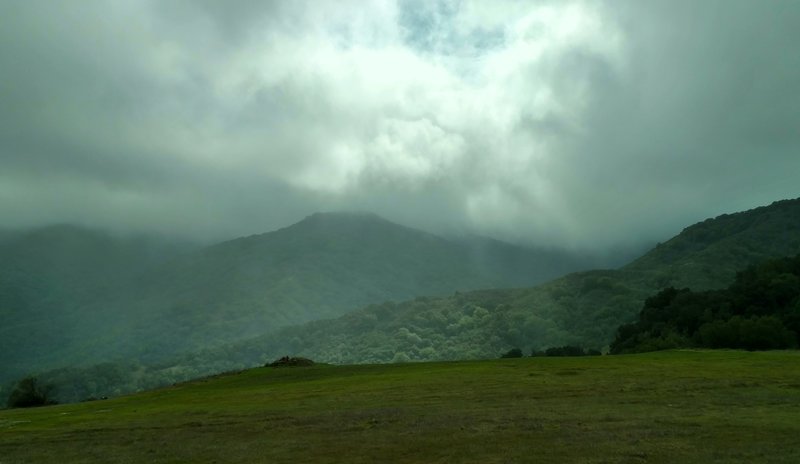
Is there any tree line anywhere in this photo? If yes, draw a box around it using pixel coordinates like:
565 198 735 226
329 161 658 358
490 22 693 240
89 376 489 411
611 254 800 353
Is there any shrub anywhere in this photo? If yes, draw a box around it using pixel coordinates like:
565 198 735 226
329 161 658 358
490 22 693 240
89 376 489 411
7 376 57 408
544 346 588 357
267 356 315 367
501 348 523 358
698 316 796 350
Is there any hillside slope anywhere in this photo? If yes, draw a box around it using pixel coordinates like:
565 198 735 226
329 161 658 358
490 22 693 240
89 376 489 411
0 213 597 387
2 352 799 463
0 226 190 382
245 198 800 364
122 212 593 349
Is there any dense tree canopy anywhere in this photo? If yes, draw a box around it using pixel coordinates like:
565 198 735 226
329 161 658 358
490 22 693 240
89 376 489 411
611 255 800 353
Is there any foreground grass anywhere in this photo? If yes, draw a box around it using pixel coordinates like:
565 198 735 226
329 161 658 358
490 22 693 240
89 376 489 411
1 350 799 463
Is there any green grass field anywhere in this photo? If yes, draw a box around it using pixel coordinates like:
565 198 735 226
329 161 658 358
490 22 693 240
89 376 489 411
1 350 799 463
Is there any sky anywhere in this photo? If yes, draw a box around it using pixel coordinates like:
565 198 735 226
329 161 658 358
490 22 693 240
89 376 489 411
1 0 799 250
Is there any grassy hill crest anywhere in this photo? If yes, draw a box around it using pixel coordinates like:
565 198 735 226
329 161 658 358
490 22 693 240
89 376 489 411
2 351 800 463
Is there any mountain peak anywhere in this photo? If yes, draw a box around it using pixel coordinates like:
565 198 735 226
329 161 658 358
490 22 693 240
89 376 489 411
287 211 401 234
302 211 386 223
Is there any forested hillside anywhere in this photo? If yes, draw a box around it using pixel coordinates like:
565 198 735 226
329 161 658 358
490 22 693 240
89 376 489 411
249 198 800 364
0 213 597 394
611 254 800 353
0 226 191 384
116 212 598 359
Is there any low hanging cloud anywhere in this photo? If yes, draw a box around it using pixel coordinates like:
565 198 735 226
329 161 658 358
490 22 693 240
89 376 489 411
1 0 798 249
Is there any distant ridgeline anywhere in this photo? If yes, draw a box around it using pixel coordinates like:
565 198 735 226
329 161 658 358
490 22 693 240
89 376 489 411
611 254 800 353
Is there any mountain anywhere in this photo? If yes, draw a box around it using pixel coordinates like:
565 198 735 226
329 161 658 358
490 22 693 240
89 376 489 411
0 226 194 383
625 198 800 287
107 212 604 361
0 213 600 387
12 198 800 403
225 198 800 365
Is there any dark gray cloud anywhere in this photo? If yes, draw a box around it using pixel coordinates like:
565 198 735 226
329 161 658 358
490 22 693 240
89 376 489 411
1 0 798 249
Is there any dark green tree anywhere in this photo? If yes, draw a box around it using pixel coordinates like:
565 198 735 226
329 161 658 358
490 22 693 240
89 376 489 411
7 376 56 408
501 348 523 358
611 254 800 353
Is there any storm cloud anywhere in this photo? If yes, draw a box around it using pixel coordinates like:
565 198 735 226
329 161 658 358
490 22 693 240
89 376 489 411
1 0 798 249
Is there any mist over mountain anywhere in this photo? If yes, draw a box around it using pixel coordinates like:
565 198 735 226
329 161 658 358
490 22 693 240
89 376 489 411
0 227 193 380
0 212 603 388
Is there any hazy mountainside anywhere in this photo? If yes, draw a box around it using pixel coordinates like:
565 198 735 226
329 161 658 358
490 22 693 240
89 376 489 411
224 198 800 365
0 226 193 383
123 213 593 346
110 212 599 363
625 199 800 284
0 213 599 390
0 225 176 309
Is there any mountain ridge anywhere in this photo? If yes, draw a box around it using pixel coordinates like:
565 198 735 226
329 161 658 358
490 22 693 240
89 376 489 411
0 211 602 387
234 197 800 365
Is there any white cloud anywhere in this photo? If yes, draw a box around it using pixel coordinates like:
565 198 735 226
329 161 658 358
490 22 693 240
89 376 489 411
1 0 799 249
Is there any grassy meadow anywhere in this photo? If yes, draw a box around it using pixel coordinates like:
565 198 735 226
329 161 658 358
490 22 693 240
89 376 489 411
1 350 799 463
